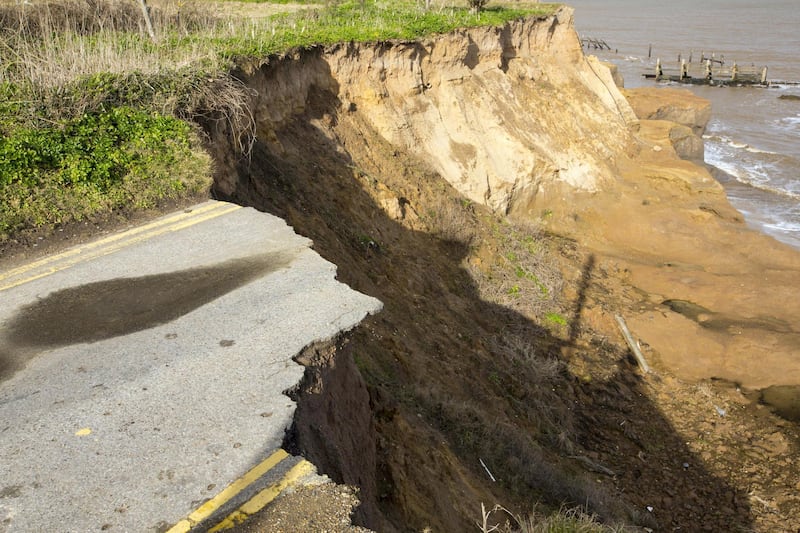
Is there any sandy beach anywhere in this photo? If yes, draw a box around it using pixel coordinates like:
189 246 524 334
567 86 800 392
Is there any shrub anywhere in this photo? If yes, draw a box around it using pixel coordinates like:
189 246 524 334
468 0 490 14
0 107 211 239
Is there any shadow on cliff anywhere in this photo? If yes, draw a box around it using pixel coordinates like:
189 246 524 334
206 52 753 532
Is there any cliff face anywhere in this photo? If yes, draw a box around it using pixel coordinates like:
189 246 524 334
207 8 800 531
231 7 638 215
212 0 800 407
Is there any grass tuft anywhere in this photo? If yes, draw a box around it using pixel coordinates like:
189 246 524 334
469 218 564 320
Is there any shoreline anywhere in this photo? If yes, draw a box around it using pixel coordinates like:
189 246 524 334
706 163 800 251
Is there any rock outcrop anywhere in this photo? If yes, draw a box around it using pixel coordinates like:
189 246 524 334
624 86 712 134
623 87 712 161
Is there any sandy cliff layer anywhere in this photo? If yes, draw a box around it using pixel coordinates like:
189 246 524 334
228 7 638 215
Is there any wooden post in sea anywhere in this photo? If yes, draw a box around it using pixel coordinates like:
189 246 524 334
655 58 662 80
761 66 768 84
731 62 738 82
680 59 688 80
705 59 712 81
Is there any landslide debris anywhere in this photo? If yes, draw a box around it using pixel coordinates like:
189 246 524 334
208 64 797 533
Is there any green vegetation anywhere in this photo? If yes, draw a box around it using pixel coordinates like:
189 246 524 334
545 312 567 326
470 219 562 320
0 106 211 238
0 0 557 242
0 0 557 104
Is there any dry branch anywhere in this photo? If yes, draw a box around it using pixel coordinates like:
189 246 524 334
614 314 650 374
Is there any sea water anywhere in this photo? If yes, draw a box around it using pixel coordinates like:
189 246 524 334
567 0 800 249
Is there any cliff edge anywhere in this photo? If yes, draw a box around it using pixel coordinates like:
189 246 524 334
219 6 638 214
205 7 800 531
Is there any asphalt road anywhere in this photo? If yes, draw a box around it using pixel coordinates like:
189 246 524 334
0 201 382 532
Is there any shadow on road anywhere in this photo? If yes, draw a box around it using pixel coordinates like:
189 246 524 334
0 251 295 381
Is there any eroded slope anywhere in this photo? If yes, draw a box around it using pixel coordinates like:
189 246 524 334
205 8 800 532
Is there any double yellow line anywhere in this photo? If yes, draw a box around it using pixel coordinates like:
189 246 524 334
0 201 241 292
3 200 315 529
167 449 315 533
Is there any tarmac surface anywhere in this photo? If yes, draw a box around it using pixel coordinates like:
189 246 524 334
0 201 382 532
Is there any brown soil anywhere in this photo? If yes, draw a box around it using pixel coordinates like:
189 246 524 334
203 86 800 532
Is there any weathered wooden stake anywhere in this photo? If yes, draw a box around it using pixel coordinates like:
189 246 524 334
680 59 687 80
615 315 650 374
648 44 652 58
138 0 156 41
761 66 768 84
731 62 738 82
655 58 662 80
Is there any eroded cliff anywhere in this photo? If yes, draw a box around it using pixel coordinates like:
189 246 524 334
220 7 638 215
205 7 800 532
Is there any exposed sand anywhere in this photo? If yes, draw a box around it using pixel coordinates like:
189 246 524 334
547 87 800 392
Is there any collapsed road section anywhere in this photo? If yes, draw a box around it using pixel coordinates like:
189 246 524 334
0 200 382 532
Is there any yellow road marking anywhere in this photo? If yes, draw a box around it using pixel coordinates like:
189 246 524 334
166 449 290 533
0 202 241 292
0 202 221 282
208 460 315 532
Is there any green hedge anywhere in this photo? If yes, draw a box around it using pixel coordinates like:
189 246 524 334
0 107 211 239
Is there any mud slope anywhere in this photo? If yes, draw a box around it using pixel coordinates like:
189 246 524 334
204 7 800 532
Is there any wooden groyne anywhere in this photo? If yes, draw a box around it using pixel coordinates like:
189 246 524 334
644 52 769 86
581 36 612 51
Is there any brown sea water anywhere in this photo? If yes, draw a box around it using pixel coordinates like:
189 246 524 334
569 0 800 248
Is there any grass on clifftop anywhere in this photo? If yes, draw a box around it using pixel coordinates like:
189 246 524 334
219 1 553 56
0 0 559 242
